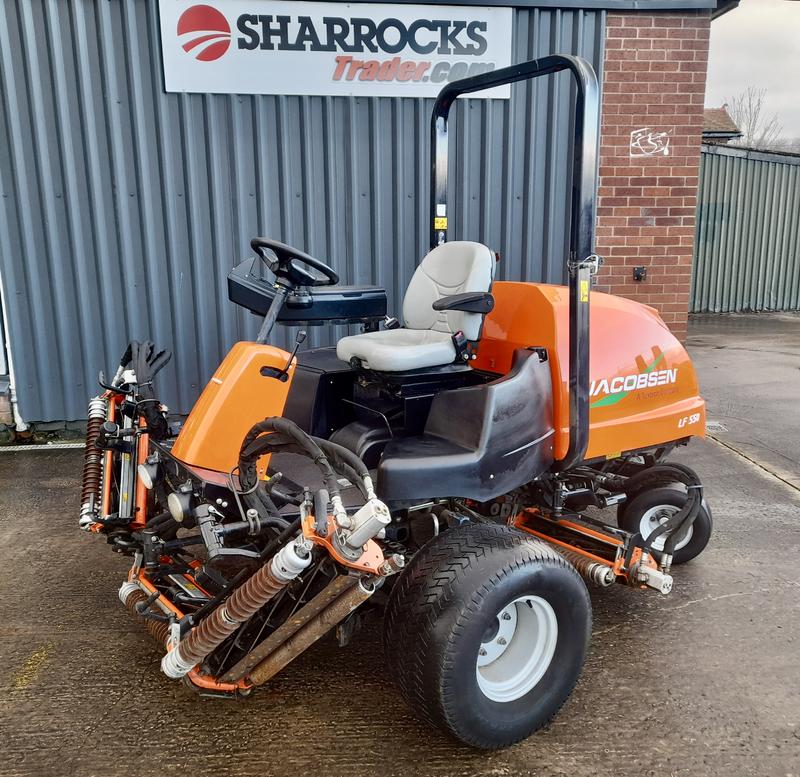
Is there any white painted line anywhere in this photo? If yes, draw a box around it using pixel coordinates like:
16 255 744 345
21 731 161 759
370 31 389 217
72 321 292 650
0 442 84 452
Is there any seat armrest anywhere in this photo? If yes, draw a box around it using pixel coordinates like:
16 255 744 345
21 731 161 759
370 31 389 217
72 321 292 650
432 292 494 315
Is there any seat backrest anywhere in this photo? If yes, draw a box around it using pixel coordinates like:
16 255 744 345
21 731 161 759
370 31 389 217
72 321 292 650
402 241 495 341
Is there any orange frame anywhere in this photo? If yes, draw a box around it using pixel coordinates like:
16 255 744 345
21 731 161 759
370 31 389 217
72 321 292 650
512 509 656 586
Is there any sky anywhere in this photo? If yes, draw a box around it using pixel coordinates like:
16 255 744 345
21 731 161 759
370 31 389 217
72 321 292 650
705 0 800 138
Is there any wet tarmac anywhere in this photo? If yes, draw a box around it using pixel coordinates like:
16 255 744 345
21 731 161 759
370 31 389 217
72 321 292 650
1 435 798 777
688 311 800 488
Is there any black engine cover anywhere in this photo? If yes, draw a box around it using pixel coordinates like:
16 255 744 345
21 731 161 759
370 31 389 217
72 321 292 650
376 348 554 505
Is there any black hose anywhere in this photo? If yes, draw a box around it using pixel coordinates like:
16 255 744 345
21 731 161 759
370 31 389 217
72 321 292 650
162 535 205 550
257 515 303 562
241 487 283 523
311 436 371 499
312 436 370 479
238 418 341 500
660 493 701 556
630 463 702 556
158 520 181 541
145 510 173 530
270 483 304 507
138 513 180 543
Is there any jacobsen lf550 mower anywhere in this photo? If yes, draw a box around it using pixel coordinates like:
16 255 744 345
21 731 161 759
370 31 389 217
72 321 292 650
80 55 710 749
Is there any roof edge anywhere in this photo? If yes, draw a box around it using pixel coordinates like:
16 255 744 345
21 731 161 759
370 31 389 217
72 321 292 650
702 143 800 166
712 0 740 19
340 0 729 9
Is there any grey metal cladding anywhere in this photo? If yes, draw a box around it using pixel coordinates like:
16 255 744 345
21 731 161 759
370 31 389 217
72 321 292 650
0 1 603 422
692 144 800 314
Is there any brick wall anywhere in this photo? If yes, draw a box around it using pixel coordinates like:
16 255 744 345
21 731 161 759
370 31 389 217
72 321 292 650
594 12 711 341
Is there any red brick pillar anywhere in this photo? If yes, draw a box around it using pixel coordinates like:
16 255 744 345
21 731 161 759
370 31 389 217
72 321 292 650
593 12 711 341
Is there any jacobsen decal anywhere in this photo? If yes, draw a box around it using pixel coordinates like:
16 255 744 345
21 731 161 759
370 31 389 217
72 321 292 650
590 354 678 408
159 1 513 97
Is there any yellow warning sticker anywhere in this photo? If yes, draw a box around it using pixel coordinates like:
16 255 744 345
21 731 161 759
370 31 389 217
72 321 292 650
580 279 590 302
434 217 448 230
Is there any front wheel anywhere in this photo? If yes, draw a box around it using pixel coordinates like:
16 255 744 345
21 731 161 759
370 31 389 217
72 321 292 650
383 522 591 749
618 486 713 565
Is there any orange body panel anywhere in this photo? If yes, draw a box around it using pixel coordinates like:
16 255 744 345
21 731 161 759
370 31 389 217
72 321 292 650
171 342 295 476
472 282 705 462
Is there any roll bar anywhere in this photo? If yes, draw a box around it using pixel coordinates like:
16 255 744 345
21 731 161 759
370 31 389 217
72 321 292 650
429 54 600 470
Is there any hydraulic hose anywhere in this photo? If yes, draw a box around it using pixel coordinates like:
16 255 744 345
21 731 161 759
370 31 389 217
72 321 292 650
237 417 353 526
239 418 373 500
239 417 341 499
313 437 369 479
627 463 703 557
311 436 373 499
144 510 178 533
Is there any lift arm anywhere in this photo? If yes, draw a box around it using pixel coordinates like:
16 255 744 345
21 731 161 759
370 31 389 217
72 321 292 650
429 54 599 470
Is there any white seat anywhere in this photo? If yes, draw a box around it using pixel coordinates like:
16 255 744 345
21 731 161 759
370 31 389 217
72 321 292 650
336 328 458 372
336 241 495 372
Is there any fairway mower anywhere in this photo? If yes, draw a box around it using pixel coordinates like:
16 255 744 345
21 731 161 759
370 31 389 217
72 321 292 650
80 55 711 749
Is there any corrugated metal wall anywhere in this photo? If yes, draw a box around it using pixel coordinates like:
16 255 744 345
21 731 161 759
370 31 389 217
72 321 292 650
692 144 800 313
0 0 603 422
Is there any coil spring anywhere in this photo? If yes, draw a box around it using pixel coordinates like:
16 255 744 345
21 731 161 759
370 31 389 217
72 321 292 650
226 563 286 622
176 563 286 667
79 396 108 529
557 547 616 587
123 588 171 647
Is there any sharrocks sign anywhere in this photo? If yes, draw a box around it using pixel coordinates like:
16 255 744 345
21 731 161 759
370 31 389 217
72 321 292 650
159 1 513 97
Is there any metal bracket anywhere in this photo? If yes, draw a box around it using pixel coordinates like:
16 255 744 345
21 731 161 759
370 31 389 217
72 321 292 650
197 504 260 560
568 253 604 276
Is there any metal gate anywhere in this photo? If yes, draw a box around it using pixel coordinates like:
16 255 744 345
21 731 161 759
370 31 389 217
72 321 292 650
692 143 800 313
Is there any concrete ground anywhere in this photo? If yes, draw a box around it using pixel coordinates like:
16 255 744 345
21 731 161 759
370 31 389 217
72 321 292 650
688 311 800 488
1 316 799 777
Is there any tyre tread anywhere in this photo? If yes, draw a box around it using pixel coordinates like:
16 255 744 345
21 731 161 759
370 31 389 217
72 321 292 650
383 522 590 748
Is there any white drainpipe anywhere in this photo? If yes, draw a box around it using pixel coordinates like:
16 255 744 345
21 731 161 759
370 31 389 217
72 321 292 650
0 269 28 433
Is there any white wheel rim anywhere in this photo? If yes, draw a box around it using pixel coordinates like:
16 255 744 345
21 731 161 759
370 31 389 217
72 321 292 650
476 595 558 703
639 504 693 551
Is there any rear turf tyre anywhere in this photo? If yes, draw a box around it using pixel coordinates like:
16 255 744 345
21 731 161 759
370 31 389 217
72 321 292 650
383 522 591 749
618 487 712 565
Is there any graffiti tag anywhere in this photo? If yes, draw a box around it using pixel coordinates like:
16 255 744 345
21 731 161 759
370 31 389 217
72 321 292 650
630 127 671 157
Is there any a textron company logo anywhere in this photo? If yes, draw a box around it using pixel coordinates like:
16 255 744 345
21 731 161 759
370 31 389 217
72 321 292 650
177 5 232 62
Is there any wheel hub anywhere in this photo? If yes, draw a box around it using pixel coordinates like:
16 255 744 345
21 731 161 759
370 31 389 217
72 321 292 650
639 504 694 552
476 595 558 703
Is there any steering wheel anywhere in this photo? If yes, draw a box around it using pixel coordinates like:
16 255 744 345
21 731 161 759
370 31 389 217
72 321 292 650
251 238 339 287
